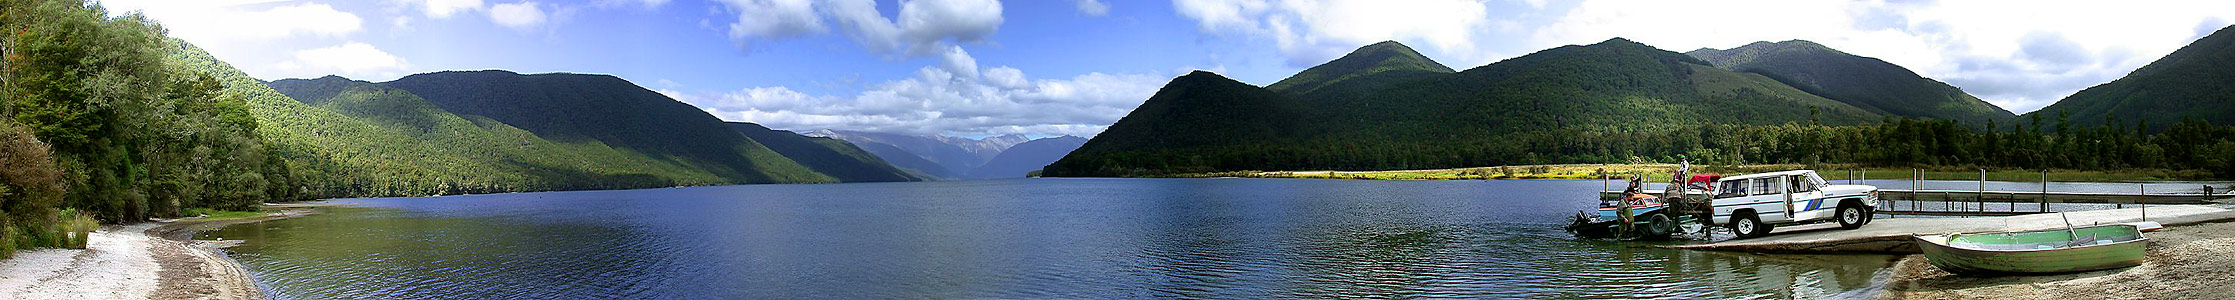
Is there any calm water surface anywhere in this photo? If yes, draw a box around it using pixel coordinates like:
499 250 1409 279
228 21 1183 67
208 178 1900 299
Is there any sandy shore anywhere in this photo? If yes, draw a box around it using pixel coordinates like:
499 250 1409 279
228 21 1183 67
1878 220 2235 299
0 205 320 299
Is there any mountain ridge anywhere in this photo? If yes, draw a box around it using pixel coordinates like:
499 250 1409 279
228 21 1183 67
1047 38 1894 176
1686 40 2015 124
2029 24 2235 130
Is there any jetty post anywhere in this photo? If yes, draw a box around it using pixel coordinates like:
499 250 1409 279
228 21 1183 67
2040 170 2050 212
2141 183 2148 221
1978 169 1987 213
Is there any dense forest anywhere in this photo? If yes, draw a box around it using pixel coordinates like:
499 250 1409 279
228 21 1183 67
2 0 298 255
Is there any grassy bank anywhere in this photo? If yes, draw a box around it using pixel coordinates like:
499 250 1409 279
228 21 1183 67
1179 164 2222 182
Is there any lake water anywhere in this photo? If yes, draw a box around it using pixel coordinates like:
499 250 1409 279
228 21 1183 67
208 178 1904 299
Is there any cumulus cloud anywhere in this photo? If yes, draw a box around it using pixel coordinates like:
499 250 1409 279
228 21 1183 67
1076 0 1111 16
272 42 410 79
1173 0 1492 67
673 63 1166 137
715 0 1003 56
715 0 826 50
489 1 548 29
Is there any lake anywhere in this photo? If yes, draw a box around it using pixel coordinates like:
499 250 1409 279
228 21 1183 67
207 178 1901 299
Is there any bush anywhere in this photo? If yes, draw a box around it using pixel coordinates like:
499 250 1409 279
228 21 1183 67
55 209 96 249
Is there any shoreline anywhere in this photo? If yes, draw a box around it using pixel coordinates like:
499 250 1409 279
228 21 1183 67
1172 163 2232 182
1875 219 2235 299
0 203 330 299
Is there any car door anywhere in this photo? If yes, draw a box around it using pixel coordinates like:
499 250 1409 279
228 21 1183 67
1788 174 1829 220
1753 177 1789 222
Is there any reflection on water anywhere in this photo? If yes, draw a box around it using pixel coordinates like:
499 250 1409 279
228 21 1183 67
209 178 1898 299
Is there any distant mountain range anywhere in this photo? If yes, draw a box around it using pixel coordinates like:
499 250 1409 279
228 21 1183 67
1046 38 2010 177
806 130 1085 179
2029 24 2235 131
967 136 1089 179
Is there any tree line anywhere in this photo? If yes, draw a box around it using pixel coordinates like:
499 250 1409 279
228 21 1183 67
2 0 299 255
1052 113 2235 179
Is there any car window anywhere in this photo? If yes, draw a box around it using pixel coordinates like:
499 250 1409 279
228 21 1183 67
1717 180 1747 198
1751 178 1780 196
1788 175 1816 193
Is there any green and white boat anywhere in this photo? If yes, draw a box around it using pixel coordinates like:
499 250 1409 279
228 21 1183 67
1912 223 2148 275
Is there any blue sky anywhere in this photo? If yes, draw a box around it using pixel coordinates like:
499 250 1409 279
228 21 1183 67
101 0 2235 138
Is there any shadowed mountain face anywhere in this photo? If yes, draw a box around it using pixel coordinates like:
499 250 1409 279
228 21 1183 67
966 136 1089 179
728 122 923 182
2029 25 2235 131
1688 40 2015 124
1048 38 1901 177
380 70 825 183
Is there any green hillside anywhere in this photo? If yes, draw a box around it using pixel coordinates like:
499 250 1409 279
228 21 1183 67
1047 38 1887 176
1687 40 2015 124
380 71 828 184
727 122 921 182
2030 25 2235 131
1266 40 1455 101
188 50 736 197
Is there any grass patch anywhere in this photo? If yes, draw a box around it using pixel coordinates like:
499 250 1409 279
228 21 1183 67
182 208 270 221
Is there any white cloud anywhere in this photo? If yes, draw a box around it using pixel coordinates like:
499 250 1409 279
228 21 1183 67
489 1 548 29
1076 0 1111 16
937 45 980 79
99 0 363 43
1526 0 2235 114
716 0 1003 57
1173 0 1493 67
421 0 486 18
674 62 1166 137
715 0 827 50
273 42 410 79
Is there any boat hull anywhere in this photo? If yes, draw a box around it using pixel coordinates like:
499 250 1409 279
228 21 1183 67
1913 224 2147 275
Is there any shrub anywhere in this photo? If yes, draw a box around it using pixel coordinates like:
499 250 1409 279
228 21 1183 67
55 209 96 249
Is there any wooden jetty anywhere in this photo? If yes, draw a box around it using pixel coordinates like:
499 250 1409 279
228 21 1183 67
1599 168 2233 217
1666 205 2235 254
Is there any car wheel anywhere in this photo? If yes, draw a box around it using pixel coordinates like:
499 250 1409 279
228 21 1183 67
1730 213 1768 239
1837 204 1866 229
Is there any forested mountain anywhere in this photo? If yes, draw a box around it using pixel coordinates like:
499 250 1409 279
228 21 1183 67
256 73 748 197
2029 24 2235 131
965 136 1089 179
727 122 921 182
1266 40 1455 101
1687 40 2014 124
1047 38 1885 176
380 71 827 183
